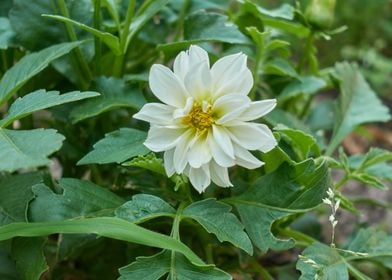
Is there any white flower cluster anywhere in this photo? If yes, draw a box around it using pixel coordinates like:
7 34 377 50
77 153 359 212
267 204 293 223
134 45 277 192
323 188 340 247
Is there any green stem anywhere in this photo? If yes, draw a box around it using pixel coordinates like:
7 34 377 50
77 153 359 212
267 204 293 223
113 0 136 76
298 31 315 74
250 260 274 280
93 0 102 75
170 202 187 279
334 175 350 190
57 0 92 88
250 42 264 100
173 0 190 41
345 262 369 280
279 227 316 246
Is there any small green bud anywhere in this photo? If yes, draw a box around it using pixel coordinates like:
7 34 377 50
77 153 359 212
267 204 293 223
305 0 336 29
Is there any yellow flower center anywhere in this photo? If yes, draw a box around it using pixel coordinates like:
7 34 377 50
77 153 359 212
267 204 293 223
183 103 214 132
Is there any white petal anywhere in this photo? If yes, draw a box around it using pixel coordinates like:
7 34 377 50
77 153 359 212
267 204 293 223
163 149 175 177
173 45 210 80
212 125 234 158
133 103 174 125
207 132 235 167
149 64 188 107
233 144 264 169
173 129 196 173
144 126 186 152
210 161 233 187
184 61 212 100
238 99 277 122
188 164 211 193
213 95 250 125
210 53 253 98
173 97 194 119
187 134 212 168
227 122 276 151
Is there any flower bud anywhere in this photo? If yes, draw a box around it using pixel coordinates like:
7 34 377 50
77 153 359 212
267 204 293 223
305 0 336 29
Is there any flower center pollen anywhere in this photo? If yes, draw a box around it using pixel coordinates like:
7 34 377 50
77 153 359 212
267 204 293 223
183 103 214 132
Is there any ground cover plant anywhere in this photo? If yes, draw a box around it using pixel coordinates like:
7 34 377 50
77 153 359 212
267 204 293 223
0 0 391 279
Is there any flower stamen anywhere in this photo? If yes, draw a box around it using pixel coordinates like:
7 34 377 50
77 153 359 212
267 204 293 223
183 103 214 132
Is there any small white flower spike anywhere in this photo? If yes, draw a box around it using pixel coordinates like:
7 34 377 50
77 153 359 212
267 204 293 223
134 45 277 192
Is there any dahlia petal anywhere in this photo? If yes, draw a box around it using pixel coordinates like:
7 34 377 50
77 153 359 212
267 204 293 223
173 130 195 173
212 125 234 158
227 122 276 151
184 61 212 100
149 64 188 107
238 99 277 122
234 144 264 169
188 134 212 168
164 149 176 177
210 53 253 98
133 103 174 125
213 95 250 125
188 164 211 193
210 161 233 187
207 132 235 167
173 45 209 80
144 126 185 152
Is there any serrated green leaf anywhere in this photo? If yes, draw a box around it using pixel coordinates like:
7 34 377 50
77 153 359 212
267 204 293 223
0 41 82 106
29 178 125 222
115 194 175 223
279 76 327 102
70 76 146 123
348 148 392 171
227 159 330 253
0 90 99 128
0 128 64 172
352 173 387 189
326 63 391 155
42 14 121 55
123 153 166 176
11 237 48 280
0 173 43 226
297 243 349 280
0 217 204 265
78 128 149 165
183 199 253 255
119 251 231 280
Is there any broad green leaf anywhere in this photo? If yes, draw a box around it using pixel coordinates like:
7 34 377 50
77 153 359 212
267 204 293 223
279 76 327 102
260 146 293 173
0 90 100 128
0 128 64 172
0 217 204 265
265 109 313 135
115 194 175 223
42 14 121 55
29 178 125 222
249 3 294 20
0 17 15 50
0 41 81 106
0 241 18 280
70 76 146 123
183 199 253 255
126 0 171 49
263 58 298 77
11 237 48 280
119 251 230 280
78 128 149 165
275 126 321 161
0 173 43 226
306 100 335 131
297 243 349 280
326 63 391 155
227 159 330 252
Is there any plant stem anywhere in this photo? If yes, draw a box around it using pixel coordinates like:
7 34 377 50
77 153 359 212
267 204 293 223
250 260 274 280
279 227 316 246
250 41 264 100
169 202 186 279
173 0 190 41
56 0 92 88
93 0 102 75
334 175 350 190
113 0 136 77
345 262 369 280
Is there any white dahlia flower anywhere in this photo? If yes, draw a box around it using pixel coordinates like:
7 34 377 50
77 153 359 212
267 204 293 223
134 45 277 192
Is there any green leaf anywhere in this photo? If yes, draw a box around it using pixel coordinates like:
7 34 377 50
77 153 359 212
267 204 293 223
0 90 99 128
70 76 146 124
123 153 166 176
42 14 121 55
265 109 313 135
158 11 250 53
227 159 330 253
297 243 349 280
119 251 230 280
11 237 48 280
249 3 294 20
279 76 327 103
0 217 204 266
275 126 321 161
348 148 392 171
183 199 253 255
0 128 64 172
263 58 298 77
0 17 15 50
0 41 82 106
0 173 44 226
29 178 125 222
0 241 18 280
326 63 391 155
307 100 335 131
78 128 149 165
352 173 387 190
115 194 175 223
